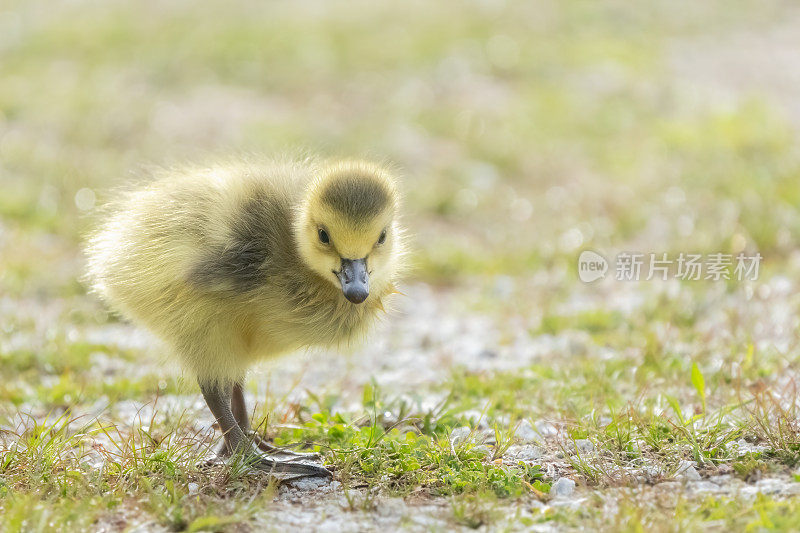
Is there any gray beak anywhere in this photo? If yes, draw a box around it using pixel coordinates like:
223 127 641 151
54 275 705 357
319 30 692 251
336 257 369 304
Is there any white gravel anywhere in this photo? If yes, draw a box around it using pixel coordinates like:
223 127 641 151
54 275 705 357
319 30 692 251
551 477 576 497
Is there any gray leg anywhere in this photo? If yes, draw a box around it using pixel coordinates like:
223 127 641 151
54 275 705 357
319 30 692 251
201 380 247 455
213 382 251 456
199 380 330 477
230 381 320 461
231 382 250 432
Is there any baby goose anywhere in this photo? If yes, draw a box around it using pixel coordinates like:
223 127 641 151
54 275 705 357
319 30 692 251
85 158 405 477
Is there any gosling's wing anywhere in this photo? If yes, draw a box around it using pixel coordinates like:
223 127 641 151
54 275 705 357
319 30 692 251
190 188 298 294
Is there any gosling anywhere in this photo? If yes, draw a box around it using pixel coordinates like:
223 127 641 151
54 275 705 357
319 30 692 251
85 158 405 477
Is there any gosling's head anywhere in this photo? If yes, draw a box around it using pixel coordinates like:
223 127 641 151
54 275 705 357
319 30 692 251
295 160 402 304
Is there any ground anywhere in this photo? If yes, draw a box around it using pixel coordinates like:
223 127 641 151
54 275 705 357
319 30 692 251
3 0 800 531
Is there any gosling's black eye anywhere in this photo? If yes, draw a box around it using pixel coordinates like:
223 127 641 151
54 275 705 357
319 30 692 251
318 228 330 244
377 229 387 245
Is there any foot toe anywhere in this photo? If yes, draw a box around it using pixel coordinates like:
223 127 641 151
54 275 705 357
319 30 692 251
249 455 332 478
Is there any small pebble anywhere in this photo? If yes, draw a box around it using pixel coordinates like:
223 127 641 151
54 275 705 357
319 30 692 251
478 349 497 359
655 481 681 492
676 460 701 481
450 426 472 446
535 420 558 437
514 445 543 462
479 428 497 445
688 481 719 492
756 478 787 495
551 477 575 497
514 420 539 443
289 476 331 491
717 464 733 475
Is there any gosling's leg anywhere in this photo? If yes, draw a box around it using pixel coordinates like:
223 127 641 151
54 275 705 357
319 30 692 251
200 380 330 477
230 382 320 461
212 382 251 457
231 381 250 432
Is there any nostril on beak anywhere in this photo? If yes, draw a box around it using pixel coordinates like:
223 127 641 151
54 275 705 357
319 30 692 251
336 257 369 304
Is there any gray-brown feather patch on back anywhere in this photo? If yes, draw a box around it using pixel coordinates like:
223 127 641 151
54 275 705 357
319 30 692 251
320 176 390 222
191 189 299 292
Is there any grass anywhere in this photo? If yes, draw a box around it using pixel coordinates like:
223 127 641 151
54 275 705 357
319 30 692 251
4 0 800 530
3 336 800 530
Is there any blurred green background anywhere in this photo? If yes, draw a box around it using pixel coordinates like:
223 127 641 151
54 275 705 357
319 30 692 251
3 0 799 300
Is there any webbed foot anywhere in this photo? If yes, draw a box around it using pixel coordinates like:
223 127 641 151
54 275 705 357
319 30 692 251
243 451 332 478
247 431 322 461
